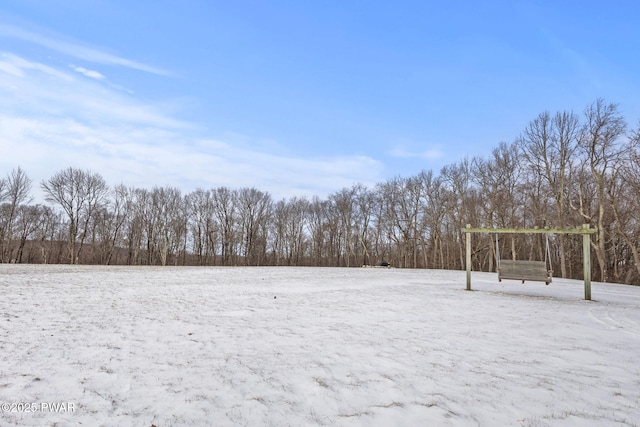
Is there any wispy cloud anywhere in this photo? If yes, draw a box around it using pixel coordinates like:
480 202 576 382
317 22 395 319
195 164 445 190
191 140 382 198
0 52 72 81
0 53 382 200
0 24 170 76
389 145 444 161
0 53 187 128
539 26 602 91
70 65 105 80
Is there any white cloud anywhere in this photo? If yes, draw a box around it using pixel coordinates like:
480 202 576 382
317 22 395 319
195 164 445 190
0 52 188 129
0 53 383 201
190 139 382 198
0 24 170 76
0 52 72 82
71 65 105 80
389 144 444 161
388 146 413 158
421 148 444 160
0 57 23 77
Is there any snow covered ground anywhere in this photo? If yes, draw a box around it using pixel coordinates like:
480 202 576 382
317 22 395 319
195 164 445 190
1 265 639 427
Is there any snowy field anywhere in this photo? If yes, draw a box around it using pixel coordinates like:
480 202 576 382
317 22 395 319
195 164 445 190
1 265 639 427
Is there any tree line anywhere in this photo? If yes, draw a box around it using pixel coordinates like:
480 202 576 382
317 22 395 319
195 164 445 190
1 99 639 284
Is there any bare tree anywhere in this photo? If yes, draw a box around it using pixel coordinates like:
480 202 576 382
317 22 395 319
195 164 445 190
323 195 343 266
270 199 287 266
91 184 131 265
212 187 239 265
187 188 216 265
13 204 44 263
573 99 627 282
0 167 33 262
0 177 6 202
518 110 580 277
148 186 186 266
416 170 446 269
375 178 403 267
353 184 377 267
30 205 62 264
329 187 358 267
471 142 522 270
0 176 5 261
607 122 640 282
140 188 159 265
236 187 272 266
271 197 309 266
307 196 329 266
403 175 426 268
439 159 475 270
41 167 109 264
121 187 148 265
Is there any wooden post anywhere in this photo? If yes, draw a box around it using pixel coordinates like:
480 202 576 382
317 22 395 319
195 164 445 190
583 224 592 300
466 224 471 291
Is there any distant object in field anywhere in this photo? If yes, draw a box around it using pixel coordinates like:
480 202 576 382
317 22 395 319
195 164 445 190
362 261 391 268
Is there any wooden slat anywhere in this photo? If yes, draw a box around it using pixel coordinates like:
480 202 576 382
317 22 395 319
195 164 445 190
498 260 551 284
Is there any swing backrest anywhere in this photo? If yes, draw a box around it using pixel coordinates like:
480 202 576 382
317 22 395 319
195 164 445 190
498 260 552 284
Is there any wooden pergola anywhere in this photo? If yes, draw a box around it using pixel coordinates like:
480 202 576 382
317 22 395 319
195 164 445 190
462 224 597 300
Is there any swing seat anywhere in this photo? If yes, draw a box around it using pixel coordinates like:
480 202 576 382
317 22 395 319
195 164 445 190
498 260 552 285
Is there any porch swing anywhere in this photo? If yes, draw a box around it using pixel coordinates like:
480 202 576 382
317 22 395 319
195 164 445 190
496 233 553 285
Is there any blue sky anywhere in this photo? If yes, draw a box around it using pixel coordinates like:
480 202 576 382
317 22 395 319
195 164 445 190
1 1 639 200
